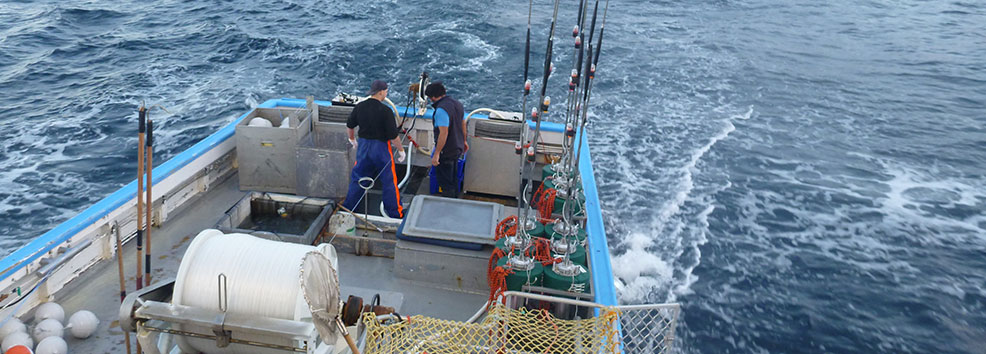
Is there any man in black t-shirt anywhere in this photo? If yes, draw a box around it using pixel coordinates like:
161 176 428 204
341 80 406 218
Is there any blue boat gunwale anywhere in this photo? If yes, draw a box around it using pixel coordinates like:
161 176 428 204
0 98 617 307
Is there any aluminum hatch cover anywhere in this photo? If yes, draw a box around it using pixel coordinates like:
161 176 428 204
402 195 504 245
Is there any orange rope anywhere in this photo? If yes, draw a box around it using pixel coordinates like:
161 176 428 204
533 238 562 266
495 215 518 240
487 248 512 309
532 180 557 223
538 189 556 223
540 308 560 354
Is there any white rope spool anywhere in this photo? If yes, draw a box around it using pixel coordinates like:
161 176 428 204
172 229 338 354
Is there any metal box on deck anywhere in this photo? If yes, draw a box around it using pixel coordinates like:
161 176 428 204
400 195 504 245
395 240 492 293
294 104 357 199
215 192 332 245
235 107 312 194
296 121 354 200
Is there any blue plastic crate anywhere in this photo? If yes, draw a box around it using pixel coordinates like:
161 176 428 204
429 151 467 195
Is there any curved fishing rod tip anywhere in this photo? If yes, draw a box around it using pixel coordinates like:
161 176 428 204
149 104 172 115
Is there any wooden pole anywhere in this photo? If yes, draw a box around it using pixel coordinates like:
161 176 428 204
145 119 153 287
113 223 133 354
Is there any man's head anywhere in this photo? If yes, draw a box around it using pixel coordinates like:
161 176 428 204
369 79 388 100
425 81 446 102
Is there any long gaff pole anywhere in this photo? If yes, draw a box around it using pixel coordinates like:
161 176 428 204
144 119 153 287
136 108 145 291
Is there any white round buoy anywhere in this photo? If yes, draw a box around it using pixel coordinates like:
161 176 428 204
34 303 65 324
0 318 27 339
31 319 62 343
279 116 292 128
34 336 67 354
248 117 273 127
67 310 99 339
2 331 33 352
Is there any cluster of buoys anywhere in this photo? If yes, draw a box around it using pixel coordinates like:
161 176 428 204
247 116 292 128
0 302 99 354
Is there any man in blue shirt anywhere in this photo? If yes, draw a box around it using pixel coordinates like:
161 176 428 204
425 81 467 198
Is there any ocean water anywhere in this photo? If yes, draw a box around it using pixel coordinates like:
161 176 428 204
1 0 984 353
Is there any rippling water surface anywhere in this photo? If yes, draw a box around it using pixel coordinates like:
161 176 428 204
1 0 984 352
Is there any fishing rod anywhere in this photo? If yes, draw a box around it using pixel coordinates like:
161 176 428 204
518 0 562 245
558 0 592 178
516 0 534 228
570 0 609 187
136 107 145 291
145 118 153 287
555 0 607 265
563 0 588 131
566 0 601 177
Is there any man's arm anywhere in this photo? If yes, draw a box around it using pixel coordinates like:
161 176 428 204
462 116 469 153
347 104 359 148
432 107 450 166
432 126 448 166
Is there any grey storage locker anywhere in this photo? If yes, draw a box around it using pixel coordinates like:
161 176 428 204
235 107 312 194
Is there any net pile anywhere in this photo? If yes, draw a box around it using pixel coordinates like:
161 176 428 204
363 305 622 354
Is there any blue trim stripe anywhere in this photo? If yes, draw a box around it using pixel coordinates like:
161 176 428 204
0 99 280 281
578 134 618 306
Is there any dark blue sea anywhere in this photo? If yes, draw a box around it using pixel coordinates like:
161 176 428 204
1 0 984 352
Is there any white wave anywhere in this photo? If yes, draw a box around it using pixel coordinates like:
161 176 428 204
611 106 754 303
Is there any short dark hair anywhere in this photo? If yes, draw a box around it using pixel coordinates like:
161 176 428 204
425 81 446 98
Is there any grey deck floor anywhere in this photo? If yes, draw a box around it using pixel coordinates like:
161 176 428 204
52 173 487 353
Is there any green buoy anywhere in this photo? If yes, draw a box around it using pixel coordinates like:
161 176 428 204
550 239 587 265
523 219 545 238
547 222 587 245
543 261 592 293
543 179 584 215
496 256 544 291
495 237 529 256
542 163 574 180
542 164 555 180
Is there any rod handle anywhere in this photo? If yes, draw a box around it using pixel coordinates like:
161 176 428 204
138 107 146 133
146 120 153 147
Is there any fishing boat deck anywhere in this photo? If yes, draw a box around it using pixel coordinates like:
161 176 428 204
51 172 487 353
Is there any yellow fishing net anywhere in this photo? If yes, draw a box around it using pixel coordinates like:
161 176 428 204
362 304 621 354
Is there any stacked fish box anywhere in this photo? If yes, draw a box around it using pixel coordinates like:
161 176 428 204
295 104 356 199
235 107 312 194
